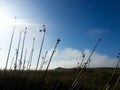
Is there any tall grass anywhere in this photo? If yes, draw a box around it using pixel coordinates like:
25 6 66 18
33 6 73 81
0 68 120 90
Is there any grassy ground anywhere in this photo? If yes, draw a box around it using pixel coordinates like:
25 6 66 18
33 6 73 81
0 68 120 90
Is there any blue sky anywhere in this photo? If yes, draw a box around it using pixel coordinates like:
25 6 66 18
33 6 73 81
0 0 120 69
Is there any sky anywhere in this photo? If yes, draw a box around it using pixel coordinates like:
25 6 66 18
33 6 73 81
0 0 120 69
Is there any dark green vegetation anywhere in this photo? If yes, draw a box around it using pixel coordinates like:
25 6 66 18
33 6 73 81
0 68 120 90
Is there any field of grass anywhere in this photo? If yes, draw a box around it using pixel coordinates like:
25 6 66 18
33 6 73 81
0 68 120 90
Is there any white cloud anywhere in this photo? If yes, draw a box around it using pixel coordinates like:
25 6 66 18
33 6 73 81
44 48 118 69
90 53 117 67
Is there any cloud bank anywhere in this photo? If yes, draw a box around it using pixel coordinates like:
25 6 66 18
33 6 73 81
44 48 118 69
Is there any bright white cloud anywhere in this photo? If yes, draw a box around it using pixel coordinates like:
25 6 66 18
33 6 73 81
90 53 117 67
45 48 118 69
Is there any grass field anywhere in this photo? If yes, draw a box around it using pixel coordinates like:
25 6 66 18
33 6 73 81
0 68 120 90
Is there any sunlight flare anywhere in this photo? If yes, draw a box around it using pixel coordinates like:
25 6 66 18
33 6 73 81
0 13 15 27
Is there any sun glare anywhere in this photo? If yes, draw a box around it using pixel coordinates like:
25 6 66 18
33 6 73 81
0 14 14 28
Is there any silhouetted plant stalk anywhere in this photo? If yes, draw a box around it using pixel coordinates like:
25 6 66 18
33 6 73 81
27 37 35 70
22 49 27 71
4 17 17 71
19 27 27 70
85 38 102 68
113 75 120 90
71 38 102 89
26 38 35 79
10 57 14 70
17 47 27 90
104 53 120 90
79 50 86 67
14 31 22 71
43 38 61 80
35 25 46 71
113 53 120 90
62 51 86 90
39 51 48 70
